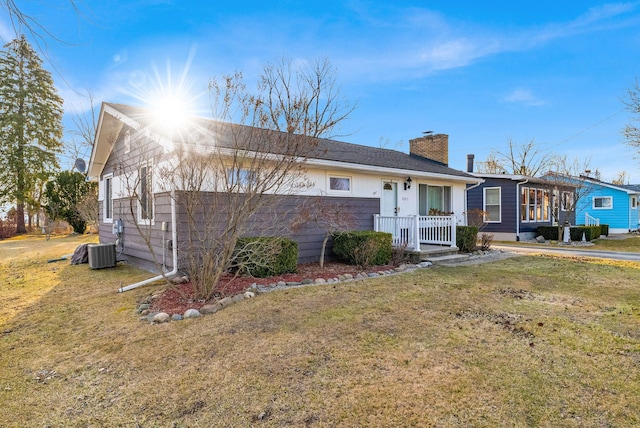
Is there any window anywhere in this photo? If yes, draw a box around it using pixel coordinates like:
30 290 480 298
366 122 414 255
484 187 501 222
124 130 131 154
593 196 612 209
139 164 153 222
418 184 452 215
329 176 351 192
227 168 256 190
561 191 574 211
520 186 551 222
632 196 637 209
104 175 113 223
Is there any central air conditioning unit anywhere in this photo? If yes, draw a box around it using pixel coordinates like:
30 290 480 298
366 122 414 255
88 244 117 269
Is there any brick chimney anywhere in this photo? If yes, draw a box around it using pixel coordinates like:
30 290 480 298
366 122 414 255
409 133 449 166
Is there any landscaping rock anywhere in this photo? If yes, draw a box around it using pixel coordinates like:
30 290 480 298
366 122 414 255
171 314 183 321
314 278 326 284
535 235 546 243
200 303 222 314
418 261 433 268
230 294 245 304
277 281 286 287
367 272 379 278
183 309 202 319
244 291 255 299
344 274 353 280
152 312 170 323
286 281 302 286
171 276 189 285
136 303 151 314
302 278 314 285
218 297 233 307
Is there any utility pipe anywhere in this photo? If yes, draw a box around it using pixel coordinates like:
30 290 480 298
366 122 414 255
118 189 178 293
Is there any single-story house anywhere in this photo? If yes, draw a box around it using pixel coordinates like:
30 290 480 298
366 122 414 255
87 103 482 272
573 175 640 234
465 156 575 241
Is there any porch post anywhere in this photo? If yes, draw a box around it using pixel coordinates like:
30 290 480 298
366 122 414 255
373 214 380 232
450 214 458 249
413 215 420 250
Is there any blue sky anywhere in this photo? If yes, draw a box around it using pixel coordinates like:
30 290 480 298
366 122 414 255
2 1 640 181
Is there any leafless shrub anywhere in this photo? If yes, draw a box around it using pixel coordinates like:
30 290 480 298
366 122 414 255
390 240 409 266
479 233 494 251
352 239 378 270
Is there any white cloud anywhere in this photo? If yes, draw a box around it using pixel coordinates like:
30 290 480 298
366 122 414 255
502 88 546 107
335 2 640 80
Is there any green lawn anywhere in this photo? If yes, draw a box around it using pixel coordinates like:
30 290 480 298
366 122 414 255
1 235 639 426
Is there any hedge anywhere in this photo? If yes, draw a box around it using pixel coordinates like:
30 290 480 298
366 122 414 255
233 237 298 277
570 225 601 241
332 231 393 266
537 225 602 241
456 226 478 253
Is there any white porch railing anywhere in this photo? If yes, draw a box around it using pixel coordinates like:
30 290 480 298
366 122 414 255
585 213 600 226
373 215 457 250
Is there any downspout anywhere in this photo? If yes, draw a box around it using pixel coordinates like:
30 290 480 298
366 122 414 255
464 181 483 226
118 189 178 293
515 179 528 241
463 154 483 227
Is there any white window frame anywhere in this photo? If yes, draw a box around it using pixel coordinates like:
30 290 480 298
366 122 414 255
137 162 154 225
520 186 551 222
328 175 352 193
593 196 613 210
483 187 501 223
103 173 113 224
561 191 574 212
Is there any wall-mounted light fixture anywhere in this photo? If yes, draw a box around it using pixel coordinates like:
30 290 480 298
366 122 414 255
404 176 412 190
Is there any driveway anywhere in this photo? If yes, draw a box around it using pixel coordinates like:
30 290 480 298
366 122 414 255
493 244 640 262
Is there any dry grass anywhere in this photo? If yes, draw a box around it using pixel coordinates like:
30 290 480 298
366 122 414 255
1 235 640 426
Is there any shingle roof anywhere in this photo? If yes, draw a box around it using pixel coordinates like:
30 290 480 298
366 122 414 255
104 102 475 179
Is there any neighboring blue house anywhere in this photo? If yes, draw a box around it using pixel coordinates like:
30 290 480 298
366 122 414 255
466 172 574 241
574 175 640 234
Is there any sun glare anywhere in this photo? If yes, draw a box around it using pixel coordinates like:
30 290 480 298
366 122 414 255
151 93 190 133
120 46 208 143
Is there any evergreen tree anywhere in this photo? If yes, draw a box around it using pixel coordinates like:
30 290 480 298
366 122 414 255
0 35 63 233
44 171 94 234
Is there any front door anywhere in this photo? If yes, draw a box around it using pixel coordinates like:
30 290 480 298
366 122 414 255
381 181 398 216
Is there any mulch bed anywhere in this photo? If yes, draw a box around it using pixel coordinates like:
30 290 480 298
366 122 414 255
151 262 394 315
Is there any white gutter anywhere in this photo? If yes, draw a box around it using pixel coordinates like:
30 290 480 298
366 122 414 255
118 189 178 293
515 179 529 241
463 180 484 225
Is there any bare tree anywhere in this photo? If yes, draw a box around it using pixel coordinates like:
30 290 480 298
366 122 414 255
612 170 630 185
544 155 593 240
475 153 506 174
624 78 640 154
477 138 553 176
117 58 354 299
65 91 98 169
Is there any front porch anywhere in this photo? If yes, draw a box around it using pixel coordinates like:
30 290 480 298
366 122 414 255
373 214 458 251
